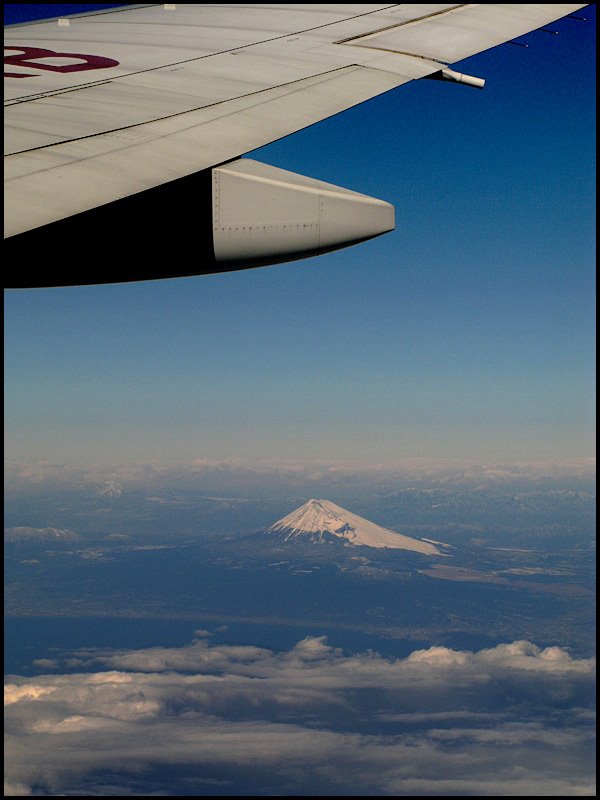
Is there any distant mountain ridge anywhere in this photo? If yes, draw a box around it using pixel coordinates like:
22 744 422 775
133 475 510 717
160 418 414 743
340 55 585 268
267 499 443 555
4 526 81 543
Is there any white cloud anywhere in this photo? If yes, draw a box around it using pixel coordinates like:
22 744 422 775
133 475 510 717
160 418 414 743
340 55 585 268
4 684 57 705
4 637 595 796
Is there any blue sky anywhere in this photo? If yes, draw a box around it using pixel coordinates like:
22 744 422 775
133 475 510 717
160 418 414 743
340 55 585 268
4 4 596 466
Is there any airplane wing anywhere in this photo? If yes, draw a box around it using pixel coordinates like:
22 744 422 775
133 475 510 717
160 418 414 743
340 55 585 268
4 3 588 286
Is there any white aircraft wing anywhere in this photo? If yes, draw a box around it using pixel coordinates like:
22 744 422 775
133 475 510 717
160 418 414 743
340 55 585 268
3 3 587 285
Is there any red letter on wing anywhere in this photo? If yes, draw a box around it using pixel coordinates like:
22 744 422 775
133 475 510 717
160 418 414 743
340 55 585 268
4 46 119 77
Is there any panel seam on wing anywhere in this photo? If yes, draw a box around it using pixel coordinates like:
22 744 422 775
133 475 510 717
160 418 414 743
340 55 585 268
4 3 401 105
334 3 470 44
4 65 363 159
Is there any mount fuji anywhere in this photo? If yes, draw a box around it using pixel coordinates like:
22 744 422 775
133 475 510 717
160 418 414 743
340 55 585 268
266 499 443 555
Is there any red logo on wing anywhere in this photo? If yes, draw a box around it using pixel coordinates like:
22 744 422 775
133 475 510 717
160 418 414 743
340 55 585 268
4 46 119 78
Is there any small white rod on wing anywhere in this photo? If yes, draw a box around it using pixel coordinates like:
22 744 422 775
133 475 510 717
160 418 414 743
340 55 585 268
426 67 485 89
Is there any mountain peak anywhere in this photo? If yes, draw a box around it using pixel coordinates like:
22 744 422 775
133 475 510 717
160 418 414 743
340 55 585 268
267 499 441 555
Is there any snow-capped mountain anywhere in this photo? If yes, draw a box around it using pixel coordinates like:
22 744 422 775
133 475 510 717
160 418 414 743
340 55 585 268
4 526 82 543
266 499 442 555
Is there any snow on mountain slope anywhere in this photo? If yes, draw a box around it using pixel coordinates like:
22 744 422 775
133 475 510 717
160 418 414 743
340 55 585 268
267 499 442 555
4 526 81 543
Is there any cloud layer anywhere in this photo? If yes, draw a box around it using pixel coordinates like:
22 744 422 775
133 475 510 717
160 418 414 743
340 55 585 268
5 636 595 796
